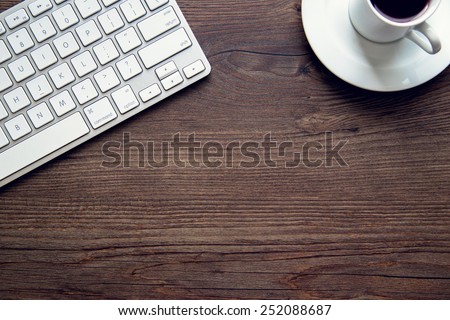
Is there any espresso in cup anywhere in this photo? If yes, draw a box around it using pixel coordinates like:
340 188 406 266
371 0 430 22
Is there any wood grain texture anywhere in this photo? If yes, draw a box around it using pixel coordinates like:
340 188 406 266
0 0 449 299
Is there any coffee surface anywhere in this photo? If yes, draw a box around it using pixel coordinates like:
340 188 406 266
371 0 430 21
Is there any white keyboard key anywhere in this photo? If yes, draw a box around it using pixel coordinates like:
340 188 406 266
139 83 161 102
76 20 102 47
5 114 32 141
49 90 76 116
116 55 143 81
8 56 36 82
161 71 183 90
4 87 31 113
93 39 120 65
98 8 125 35
71 51 98 77
0 22 6 35
156 61 177 80
7 28 35 55
0 128 9 149
49 63 76 89
94 67 120 92
138 6 180 42
27 102 54 128
0 68 13 93
0 113 90 181
31 44 58 70
0 101 9 120
84 97 117 129
111 85 139 114
72 79 99 105
145 0 169 11
30 16 57 43
115 27 142 54
102 0 120 6
75 0 102 19
29 0 53 17
52 5 80 31
26 75 54 101
5 9 29 29
0 40 12 64
54 32 80 58
139 28 192 69
120 0 147 23
183 60 206 79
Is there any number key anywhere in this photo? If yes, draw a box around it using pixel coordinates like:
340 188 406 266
52 5 79 31
7 28 35 54
30 16 57 43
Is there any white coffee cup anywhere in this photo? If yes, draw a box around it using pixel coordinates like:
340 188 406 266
348 0 442 54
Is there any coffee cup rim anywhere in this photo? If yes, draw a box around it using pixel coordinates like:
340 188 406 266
367 0 442 27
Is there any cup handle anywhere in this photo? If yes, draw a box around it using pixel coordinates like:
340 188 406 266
406 22 442 55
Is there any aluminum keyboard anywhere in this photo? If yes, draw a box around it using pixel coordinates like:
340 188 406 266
0 0 211 187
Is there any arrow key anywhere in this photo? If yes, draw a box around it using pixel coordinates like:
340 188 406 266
183 60 206 79
161 71 183 91
156 61 177 80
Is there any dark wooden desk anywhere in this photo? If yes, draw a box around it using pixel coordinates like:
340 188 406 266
1 0 449 299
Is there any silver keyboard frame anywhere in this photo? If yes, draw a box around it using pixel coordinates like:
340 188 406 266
0 0 211 187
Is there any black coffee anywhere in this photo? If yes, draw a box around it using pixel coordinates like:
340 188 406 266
371 0 430 22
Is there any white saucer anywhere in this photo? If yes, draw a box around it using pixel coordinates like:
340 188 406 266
302 0 450 92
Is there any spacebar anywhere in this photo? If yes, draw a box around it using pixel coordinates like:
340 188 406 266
0 112 90 181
